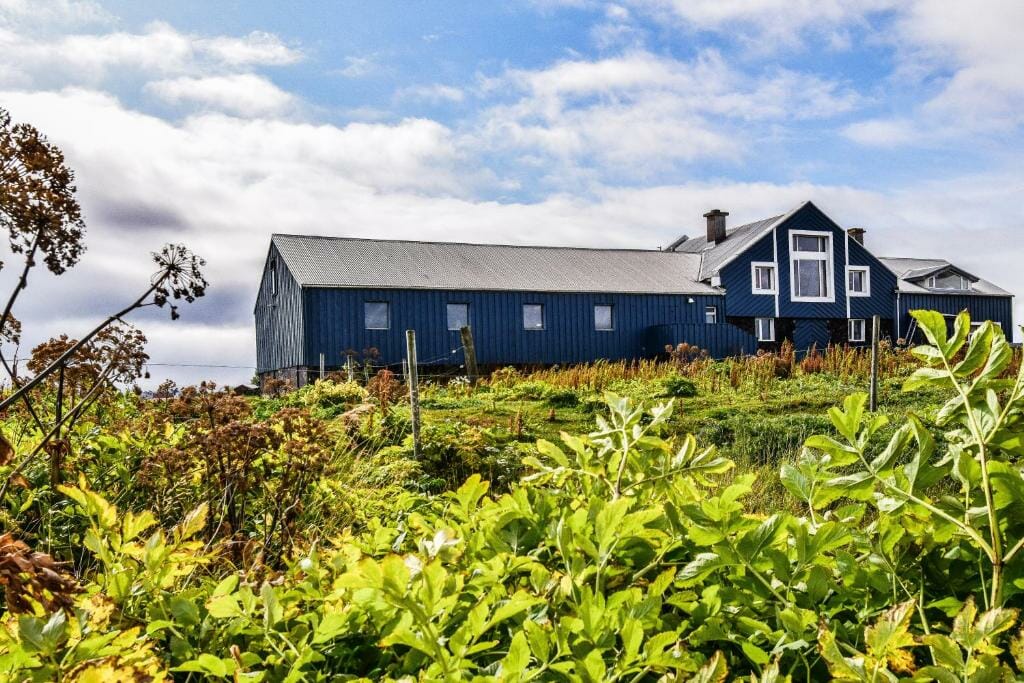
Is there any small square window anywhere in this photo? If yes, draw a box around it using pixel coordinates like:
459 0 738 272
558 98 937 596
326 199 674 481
756 318 775 342
849 319 866 343
752 263 776 294
847 267 870 296
523 304 544 330
594 304 614 331
447 303 469 331
705 306 718 324
364 302 389 330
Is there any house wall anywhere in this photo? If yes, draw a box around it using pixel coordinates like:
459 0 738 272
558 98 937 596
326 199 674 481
254 243 305 374
719 202 899 350
897 293 1014 342
299 288 727 368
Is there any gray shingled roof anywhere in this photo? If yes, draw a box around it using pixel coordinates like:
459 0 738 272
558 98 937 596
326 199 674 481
878 257 1011 297
271 234 718 294
672 214 786 280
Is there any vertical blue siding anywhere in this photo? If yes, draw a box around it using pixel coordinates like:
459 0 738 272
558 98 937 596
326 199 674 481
719 230 776 318
254 244 304 373
897 293 1013 342
300 288 726 367
649 323 758 357
775 203 849 320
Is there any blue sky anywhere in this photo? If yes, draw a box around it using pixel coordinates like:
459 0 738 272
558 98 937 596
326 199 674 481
1 0 1022 385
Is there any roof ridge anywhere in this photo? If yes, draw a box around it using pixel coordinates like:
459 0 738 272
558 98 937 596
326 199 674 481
271 233 696 254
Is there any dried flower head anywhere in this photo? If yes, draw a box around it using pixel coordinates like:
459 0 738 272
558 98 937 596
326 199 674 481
0 108 86 275
151 243 208 320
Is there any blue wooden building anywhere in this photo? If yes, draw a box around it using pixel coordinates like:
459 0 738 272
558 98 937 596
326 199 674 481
255 201 1013 386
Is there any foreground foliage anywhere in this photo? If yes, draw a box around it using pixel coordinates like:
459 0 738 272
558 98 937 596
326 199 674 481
2 311 1024 681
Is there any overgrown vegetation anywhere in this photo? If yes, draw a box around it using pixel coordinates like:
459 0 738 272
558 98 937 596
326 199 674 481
5 106 1024 681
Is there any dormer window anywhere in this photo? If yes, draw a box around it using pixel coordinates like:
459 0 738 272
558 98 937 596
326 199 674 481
927 272 971 291
790 230 834 302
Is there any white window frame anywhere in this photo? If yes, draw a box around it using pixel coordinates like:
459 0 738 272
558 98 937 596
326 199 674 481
750 261 777 295
523 303 545 331
789 230 835 303
846 266 870 297
594 304 614 331
849 318 866 343
705 306 718 324
446 303 469 331
755 317 776 342
364 301 390 330
927 272 971 291
270 258 278 296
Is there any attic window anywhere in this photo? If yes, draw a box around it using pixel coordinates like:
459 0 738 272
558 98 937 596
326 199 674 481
270 258 277 296
927 272 971 291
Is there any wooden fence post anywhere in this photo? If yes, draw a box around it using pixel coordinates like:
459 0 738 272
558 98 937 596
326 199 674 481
50 363 65 486
460 325 479 384
319 353 325 382
869 314 881 411
345 354 354 382
406 330 421 459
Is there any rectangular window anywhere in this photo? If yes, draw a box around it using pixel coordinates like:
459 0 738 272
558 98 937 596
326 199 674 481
847 266 870 296
849 319 866 343
364 302 389 330
755 318 775 342
705 306 718 324
751 262 777 294
446 303 469 331
523 304 544 330
790 231 833 302
270 259 278 296
594 304 614 331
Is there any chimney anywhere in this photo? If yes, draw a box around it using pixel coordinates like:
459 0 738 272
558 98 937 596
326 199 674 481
703 209 728 244
847 227 865 246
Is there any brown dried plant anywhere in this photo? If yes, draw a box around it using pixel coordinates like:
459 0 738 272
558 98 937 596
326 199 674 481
0 532 79 614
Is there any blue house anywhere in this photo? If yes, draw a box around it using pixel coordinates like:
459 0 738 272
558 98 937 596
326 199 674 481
255 201 1012 386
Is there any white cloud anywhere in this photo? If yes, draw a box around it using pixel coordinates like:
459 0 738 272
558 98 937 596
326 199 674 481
337 56 379 78
0 0 112 31
198 30 301 67
475 50 860 173
840 1 1024 145
0 20 302 89
842 118 918 146
397 83 465 103
146 74 296 117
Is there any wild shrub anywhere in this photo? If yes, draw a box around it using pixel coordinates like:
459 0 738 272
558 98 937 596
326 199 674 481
544 387 580 408
301 378 368 413
658 374 698 398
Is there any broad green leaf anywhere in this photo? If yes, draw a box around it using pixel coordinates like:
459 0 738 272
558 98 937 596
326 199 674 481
503 630 530 676
954 322 994 377
912 309 950 353
687 652 728 683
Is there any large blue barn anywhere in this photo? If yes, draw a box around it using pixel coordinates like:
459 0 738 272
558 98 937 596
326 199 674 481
255 201 1013 386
